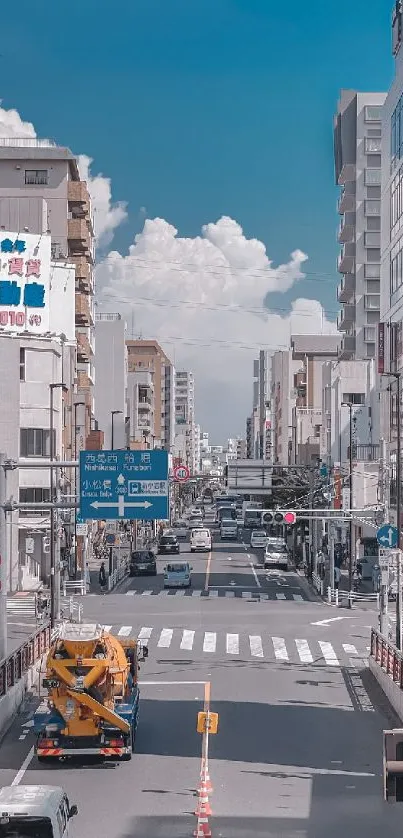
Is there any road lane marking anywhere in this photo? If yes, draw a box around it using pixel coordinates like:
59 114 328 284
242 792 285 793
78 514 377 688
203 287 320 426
175 590 186 596
138 627 153 644
312 616 355 627
226 633 239 654
318 641 339 666
141 590 153 596
118 626 132 636
249 558 261 588
241 591 252 598
293 594 303 602
209 590 218 597
276 593 286 600
191 590 202 597
203 632 217 653
295 639 313 663
272 637 288 660
343 643 358 655
249 635 264 657
12 747 34 786
158 628 173 648
180 629 195 650
126 591 136 596
205 550 212 591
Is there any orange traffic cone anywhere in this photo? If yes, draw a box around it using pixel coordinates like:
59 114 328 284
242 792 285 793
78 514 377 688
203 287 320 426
195 788 212 817
193 815 212 837
203 767 213 794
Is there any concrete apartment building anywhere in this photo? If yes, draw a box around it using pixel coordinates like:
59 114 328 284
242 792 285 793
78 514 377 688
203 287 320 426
94 313 127 449
379 6 403 530
0 139 96 449
174 370 196 471
334 90 386 362
126 340 175 451
271 350 299 465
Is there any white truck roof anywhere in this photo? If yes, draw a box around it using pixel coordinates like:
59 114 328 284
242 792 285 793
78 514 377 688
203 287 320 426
0 784 64 815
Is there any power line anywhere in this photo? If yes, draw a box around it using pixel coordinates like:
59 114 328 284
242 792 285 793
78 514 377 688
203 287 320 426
100 292 339 318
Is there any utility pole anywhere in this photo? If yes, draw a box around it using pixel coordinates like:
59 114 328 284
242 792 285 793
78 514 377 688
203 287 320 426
49 383 66 627
383 371 402 648
0 455 7 660
342 402 354 592
379 438 389 637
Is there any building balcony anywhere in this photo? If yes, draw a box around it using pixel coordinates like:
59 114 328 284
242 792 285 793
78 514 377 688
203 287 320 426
337 274 355 303
75 293 94 326
72 256 93 293
338 334 356 360
337 304 355 331
68 180 90 208
337 243 355 274
77 371 91 391
348 443 380 462
68 218 92 255
337 189 356 214
337 163 356 185
77 332 92 363
338 219 355 244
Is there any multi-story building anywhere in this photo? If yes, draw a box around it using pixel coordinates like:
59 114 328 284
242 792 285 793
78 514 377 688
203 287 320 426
194 424 201 472
252 350 271 459
236 438 247 460
270 350 299 465
126 340 175 451
174 370 196 470
334 89 386 362
0 138 96 442
126 370 155 448
94 314 127 449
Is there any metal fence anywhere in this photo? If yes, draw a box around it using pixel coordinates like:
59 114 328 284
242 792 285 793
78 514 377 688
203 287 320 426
371 627 403 688
0 623 51 698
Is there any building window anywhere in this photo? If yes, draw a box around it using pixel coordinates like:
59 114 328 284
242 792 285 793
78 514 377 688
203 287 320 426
342 393 365 405
364 326 376 342
364 168 382 185
24 169 48 186
364 232 381 247
19 487 51 516
364 200 381 216
364 294 380 309
390 237 403 297
364 263 380 278
20 428 55 458
19 348 25 382
365 137 382 153
365 105 382 122
392 94 403 170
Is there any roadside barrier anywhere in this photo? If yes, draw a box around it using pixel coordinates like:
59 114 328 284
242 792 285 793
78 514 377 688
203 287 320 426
62 579 86 597
312 572 324 596
327 587 339 605
345 590 379 609
194 689 216 837
107 563 128 592
59 597 83 624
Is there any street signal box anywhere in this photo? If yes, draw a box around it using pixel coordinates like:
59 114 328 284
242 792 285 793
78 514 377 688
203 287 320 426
262 510 297 526
383 729 403 802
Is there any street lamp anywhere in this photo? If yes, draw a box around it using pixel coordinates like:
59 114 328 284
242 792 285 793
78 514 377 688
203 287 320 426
382 371 402 648
111 410 122 449
341 401 354 593
49 383 68 627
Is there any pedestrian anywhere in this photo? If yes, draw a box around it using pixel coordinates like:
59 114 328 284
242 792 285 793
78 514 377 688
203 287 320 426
99 561 107 590
334 566 341 590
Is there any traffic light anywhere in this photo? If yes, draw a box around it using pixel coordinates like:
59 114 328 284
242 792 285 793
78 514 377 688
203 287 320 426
384 729 403 802
261 510 297 525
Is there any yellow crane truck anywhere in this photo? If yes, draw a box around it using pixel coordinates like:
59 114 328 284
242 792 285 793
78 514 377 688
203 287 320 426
33 623 148 762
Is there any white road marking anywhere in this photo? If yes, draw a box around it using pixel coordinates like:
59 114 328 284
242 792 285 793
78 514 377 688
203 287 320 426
249 559 261 588
241 591 252 598
259 593 268 600
318 641 339 666
343 643 358 655
158 628 173 648
209 590 218 597
118 626 132 636
141 590 153 596
18 735 26 741
191 590 202 597
312 616 355 627
126 591 136 596
276 593 286 600
272 636 288 661
293 594 303 602
12 747 34 786
180 629 195 650
225 591 235 598
102 624 112 632
203 632 217 653
226 633 239 654
138 627 153 644
175 590 186 596
295 639 313 663
250 635 264 657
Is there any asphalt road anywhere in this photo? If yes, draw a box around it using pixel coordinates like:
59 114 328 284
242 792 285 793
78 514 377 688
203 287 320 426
0 512 401 836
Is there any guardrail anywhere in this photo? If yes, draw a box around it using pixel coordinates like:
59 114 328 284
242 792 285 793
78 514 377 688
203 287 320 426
312 572 324 596
371 628 403 687
345 590 379 608
60 597 83 624
0 623 51 698
62 579 86 597
327 587 339 605
108 563 129 592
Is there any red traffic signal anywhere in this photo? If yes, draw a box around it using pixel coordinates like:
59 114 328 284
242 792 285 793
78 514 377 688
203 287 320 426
283 511 297 525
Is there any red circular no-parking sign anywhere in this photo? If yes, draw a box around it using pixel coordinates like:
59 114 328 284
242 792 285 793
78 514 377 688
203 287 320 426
173 465 190 482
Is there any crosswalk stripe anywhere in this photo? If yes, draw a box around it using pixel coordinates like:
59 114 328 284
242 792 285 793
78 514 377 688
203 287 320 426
276 593 286 600
175 590 186 596
191 590 201 597
295 639 313 663
102 624 112 632
225 591 235 598
117 626 132 636
203 632 216 653
260 593 268 600
226 633 239 654
126 591 136 596
158 628 173 648
241 591 251 598
180 629 195 650
249 635 264 657
342 643 358 655
272 636 288 661
141 590 152 596
138 627 153 643
293 594 303 602
209 590 218 598
318 641 339 666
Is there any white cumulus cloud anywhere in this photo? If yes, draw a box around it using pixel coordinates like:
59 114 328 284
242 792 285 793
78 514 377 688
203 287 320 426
96 216 337 438
0 103 126 248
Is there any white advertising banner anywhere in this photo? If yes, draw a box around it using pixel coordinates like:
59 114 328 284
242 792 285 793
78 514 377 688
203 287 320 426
0 230 51 335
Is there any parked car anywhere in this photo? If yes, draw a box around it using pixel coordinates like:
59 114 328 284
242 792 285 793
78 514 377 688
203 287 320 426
129 550 157 576
264 542 289 571
190 528 212 552
220 519 238 540
164 561 192 588
250 530 267 549
171 520 188 539
158 534 180 555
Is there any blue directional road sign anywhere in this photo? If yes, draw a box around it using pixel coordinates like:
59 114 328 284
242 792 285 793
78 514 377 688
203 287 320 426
376 524 398 549
79 449 169 520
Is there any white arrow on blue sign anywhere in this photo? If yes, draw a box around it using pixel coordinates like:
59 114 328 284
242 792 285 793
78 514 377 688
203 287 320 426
376 524 399 549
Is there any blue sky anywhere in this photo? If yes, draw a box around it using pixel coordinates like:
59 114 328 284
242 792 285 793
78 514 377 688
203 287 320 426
0 0 396 437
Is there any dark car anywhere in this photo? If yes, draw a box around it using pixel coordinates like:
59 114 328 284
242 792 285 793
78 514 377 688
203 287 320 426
129 550 157 576
158 534 180 555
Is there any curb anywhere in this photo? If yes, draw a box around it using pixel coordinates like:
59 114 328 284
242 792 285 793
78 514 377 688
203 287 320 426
295 570 324 604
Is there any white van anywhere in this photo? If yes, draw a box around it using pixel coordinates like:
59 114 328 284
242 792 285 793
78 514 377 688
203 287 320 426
0 785 78 837
190 528 212 552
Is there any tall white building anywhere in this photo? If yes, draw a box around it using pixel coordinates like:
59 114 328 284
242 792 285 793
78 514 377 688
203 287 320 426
174 370 196 470
334 89 386 361
94 313 127 449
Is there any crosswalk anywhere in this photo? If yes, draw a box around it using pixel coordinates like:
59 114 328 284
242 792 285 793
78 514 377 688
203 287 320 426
124 588 306 602
100 623 368 666
7 595 37 618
